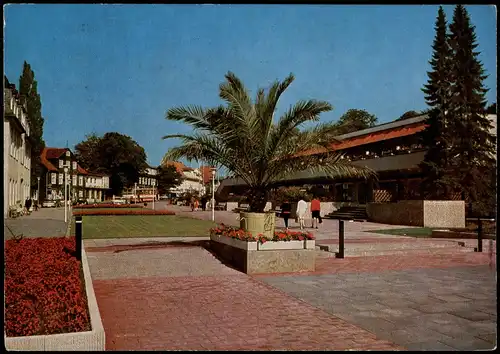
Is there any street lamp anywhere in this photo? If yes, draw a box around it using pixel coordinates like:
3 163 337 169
63 167 68 223
37 176 41 204
211 168 216 221
152 180 156 210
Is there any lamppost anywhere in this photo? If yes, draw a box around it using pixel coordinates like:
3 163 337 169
152 180 156 210
37 176 41 204
64 167 68 223
211 168 216 221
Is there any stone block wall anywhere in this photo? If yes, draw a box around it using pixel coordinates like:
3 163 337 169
423 200 465 228
367 200 424 226
367 200 466 228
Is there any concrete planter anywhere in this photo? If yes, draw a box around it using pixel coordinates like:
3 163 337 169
209 233 257 251
240 211 276 239
257 240 304 251
210 235 315 274
5 245 105 351
304 239 316 250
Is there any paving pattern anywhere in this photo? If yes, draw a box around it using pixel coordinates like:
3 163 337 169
256 261 497 351
88 246 402 351
3 207 68 239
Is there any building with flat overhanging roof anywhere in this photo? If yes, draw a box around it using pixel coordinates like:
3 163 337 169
4 76 32 216
216 113 497 205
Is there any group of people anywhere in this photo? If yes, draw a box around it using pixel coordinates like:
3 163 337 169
23 198 38 215
190 195 209 212
280 196 322 230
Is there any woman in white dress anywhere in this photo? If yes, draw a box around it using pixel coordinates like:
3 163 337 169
296 198 308 230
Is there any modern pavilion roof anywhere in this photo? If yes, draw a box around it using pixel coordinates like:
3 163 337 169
216 116 428 190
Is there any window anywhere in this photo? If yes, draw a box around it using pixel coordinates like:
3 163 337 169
51 173 56 185
79 176 83 186
79 190 83 198
59 159 63 168
72 161 77 170
58 174 63 185
73 175 77 185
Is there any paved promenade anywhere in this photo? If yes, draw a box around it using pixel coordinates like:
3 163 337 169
10 202 495 350
4 207 69 240
88 245 402 351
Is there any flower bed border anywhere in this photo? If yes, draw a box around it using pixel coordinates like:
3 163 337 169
74 204 144 209
73 209 176 216
5 244 105 351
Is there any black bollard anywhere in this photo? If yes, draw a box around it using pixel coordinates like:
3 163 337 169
476 218 483 253
75 216 82 261
336 220 345 259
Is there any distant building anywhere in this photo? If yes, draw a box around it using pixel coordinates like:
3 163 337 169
4 76 32 216
162 161 206 197
122 165 159 202
39 147 110 204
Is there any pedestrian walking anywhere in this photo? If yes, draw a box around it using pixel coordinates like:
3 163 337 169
296 198 308 230
280 200 292 230
194 199 199 211
201 196 207 211
311 196 322 229
24 198 32 215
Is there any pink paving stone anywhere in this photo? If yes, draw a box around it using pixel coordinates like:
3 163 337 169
93 274 403 351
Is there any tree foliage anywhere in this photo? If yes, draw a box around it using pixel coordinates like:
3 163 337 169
447 5 496 213
162 72 375 212
397 110 422 121
486 102 496 114
420 6 456 199
420 5 496 215
335 109 378 134
18 61 45 193
156 165 183 195
75 132 148 195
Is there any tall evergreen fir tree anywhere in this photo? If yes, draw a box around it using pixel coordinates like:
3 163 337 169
448 5 496 215
420 6 456 199
19 61 46 195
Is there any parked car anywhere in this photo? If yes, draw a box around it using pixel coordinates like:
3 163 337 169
42 200 56 208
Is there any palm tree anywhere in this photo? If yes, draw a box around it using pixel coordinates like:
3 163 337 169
162 72 374 213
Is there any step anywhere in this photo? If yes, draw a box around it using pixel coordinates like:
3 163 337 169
317 241 465 253
335 246 474 257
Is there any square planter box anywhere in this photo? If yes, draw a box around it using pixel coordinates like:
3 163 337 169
258 240 304 251
210 235 315 274
210 234 257 251
304 239 315 250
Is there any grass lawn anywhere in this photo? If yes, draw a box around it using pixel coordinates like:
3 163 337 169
365 227 436 237
71 215 215 239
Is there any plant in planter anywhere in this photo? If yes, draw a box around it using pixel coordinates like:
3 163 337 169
162 72 374 237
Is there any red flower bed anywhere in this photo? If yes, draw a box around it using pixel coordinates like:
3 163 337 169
73 209 176 216
74 203 143 209
4 237 91 337
210 223 315 244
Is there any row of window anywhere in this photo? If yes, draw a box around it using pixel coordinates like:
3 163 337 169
139 177 156 186
9 127 30 168
8 178 29 206
58 159 78 170
49 173 109 188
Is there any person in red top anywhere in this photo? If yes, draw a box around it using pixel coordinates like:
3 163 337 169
311 196 322 229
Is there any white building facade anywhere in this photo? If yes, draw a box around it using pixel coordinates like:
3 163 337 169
4 78 32 217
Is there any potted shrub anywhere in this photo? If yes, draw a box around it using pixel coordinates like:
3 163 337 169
162 72 374 237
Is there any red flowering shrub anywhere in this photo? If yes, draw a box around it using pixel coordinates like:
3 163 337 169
73 209 176 216
4 237 91 337
210 223 315 244
74 203 143 209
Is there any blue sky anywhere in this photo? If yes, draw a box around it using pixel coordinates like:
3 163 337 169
4 4 497 167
